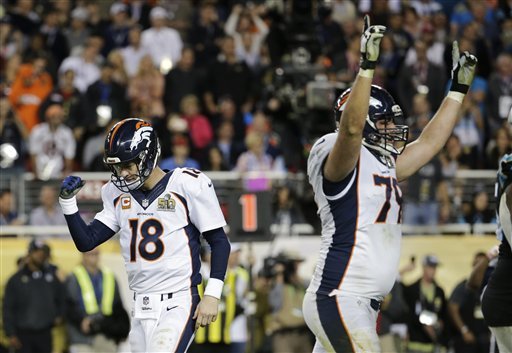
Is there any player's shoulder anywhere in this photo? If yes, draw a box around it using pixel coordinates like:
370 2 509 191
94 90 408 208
309 133 337 162
170 167 210 190
311 133 337 151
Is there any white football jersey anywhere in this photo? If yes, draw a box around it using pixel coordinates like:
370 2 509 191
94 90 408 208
95 168 226 294
307 133 402 300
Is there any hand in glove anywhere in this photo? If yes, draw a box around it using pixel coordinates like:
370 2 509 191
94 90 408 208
360 15 386 70
449 41 478 95
60 175 85 199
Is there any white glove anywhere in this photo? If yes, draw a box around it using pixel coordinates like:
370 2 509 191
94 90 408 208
449 41 478 95
360 15 386 70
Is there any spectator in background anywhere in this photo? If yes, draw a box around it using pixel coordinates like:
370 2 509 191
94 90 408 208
0 15 24 70
29 184 67 238
22 32 58 81
247 110 282 161
106 50 129 87
403 255 448 353
102 2 130 57
204 146 230 171
180 94 213 164
128 54 165 119
40 8 69 67
164 46 203 114
440 134 464 176
38 70 87 143
452 94 484 169
212 95 246 143
187 2 224 69
404 22 445 68
204 36 254 115
224 3 269 71
486 53 512 134
85 61 129 133
0 188 25 226
387 11 413 68
8 54 53 131
65 248 130 353
0 95 28 170
141 6 183 73
268 251 312 353
447 252 490 353
64 7 90 54
397 39 446 117
120 25 148 78
213 121 244 169
464 189 495 225
486 127 512 169
159 134 200 171
81 118 118 172
59 39 101 94
272 185 306 237
6 0 40 37
29 101 75 180
330 0 357 27
235 131 285 173
402 154 444 227
3 239 64 353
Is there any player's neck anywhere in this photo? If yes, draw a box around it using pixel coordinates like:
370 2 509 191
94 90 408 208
142 167 166 191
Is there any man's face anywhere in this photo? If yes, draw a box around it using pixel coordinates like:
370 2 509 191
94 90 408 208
112 162 139 183
29 249 46 268
83 249 100 268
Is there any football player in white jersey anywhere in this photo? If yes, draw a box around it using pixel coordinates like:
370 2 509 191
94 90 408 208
58 118 231 352
302 15 478 353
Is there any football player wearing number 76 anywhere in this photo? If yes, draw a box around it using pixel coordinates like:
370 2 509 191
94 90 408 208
302 15 477 353
58 118 231 353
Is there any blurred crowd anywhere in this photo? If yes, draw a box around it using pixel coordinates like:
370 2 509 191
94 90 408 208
1 0 511 229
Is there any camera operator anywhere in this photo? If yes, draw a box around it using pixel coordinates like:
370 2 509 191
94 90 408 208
267 251 313 353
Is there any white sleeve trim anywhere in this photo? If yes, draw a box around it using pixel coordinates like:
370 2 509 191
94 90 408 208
324 168 357 201
204 278 224 300
59 196 79 215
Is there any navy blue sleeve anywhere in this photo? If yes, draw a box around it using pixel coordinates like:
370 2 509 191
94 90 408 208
64 213 116 252
203 227 231 281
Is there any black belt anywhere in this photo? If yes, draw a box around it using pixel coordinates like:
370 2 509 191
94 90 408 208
160 293 173 301
370 299 382 312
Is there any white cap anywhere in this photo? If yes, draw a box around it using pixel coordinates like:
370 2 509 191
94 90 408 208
150 6 168 20
110 2 127 16
71 7 88 21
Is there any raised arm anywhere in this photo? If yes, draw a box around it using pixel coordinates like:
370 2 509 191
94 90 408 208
396 42 477 181
324 16 386 182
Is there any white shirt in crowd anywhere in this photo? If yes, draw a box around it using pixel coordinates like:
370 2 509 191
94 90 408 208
141 27 183 70
59 56 101 93
29 122 76 180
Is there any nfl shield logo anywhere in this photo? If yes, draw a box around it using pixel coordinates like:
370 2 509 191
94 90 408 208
142 199 149 208
143 296 149 305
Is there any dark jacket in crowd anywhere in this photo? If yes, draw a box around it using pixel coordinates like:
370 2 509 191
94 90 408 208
2 263 65 336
